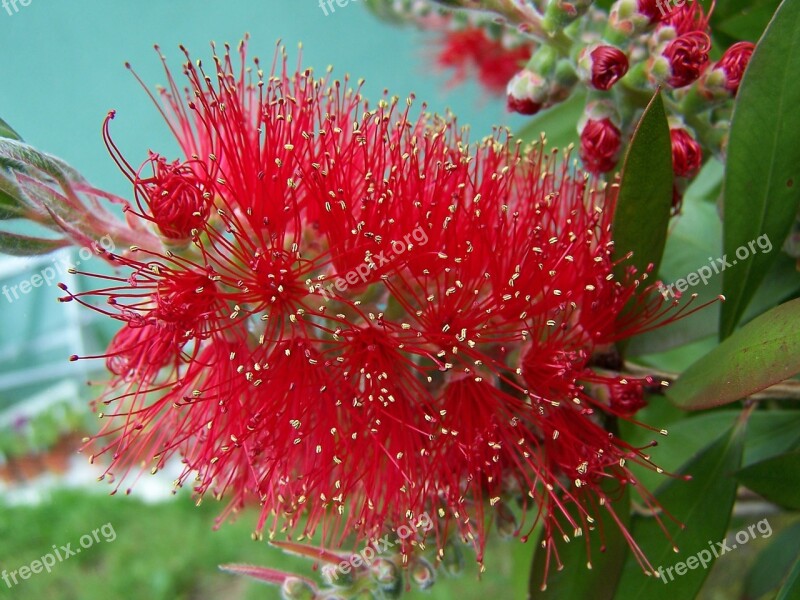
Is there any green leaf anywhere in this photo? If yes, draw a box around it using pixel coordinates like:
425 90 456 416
716 0 782 42
627 196 721 357
612 90 673 284
737 450 800 509
622 409 800 492
668 298 800 409
745 521 800 599
0 138 83 185
529 485 630 599
515 91 586 152
0 190 25 221
0 231 68 256
720 0 800 338
777 557 800 600
614 420 746 600
0 168 34 221
0 116 23 141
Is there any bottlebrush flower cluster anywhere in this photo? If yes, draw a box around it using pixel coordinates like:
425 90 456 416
366 0 756 209
61 40 701 582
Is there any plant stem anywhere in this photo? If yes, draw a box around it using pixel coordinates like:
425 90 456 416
623 361 800 402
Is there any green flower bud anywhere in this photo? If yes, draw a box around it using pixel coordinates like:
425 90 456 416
411 558 436 590
281 577 317 600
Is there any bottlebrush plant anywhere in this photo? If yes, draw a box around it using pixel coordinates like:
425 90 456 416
1 1 800 599
366 0 768 214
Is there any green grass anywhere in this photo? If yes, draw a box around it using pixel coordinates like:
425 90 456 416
0 490 534 600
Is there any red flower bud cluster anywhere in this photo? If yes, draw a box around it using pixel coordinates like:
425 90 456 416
580 118 623 174
580 45 630 91
661 31 712 88
671 127 703 178
713 41 755 96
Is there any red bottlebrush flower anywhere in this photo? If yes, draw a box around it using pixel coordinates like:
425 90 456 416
580 45 629 91
129 152 212 242
663 0 712 36
661 32 712 88
61 39 716 584
580 118 622 174
436 27 534 95
671 127 703 178
713 41 755 96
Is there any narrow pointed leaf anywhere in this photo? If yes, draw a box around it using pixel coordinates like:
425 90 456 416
0 191 26 220
737 450 800 509
0 138 83 185
612 90 673 283
720 0 800 338
0 169 36 221
0 232 69 256
0 117 22 141
270 540 343 565
745 522 800 600
218 563 315 588
777 558 800 600
668 298 800 409
614 420 746 600
529 486 630 599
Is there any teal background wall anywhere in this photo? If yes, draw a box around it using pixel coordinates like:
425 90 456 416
0 0 522 197
0 1 525 404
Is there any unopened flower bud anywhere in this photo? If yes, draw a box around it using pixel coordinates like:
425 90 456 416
411 558 436 590
655 32 711 88
580 118 622 174
608 380 647 416
542 0 594 34
579 45 629 91
281 577 317 600
607 0 655 39
506 69 549 115
369 557 402 597
670 127 703 178
702 41 755 98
